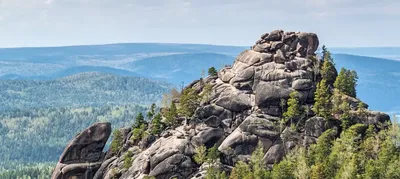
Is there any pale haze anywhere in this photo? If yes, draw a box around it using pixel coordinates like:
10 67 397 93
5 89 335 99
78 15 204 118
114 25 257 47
0 0 399 48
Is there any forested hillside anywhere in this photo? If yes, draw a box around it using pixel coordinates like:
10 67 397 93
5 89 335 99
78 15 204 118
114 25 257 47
0 104 148 172
0 72 172 111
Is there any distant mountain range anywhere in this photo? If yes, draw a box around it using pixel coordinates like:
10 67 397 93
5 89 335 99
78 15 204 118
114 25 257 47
0 43 399 114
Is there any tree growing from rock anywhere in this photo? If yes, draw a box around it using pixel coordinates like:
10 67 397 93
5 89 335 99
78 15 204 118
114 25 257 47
208 67 218 76
147 103 156 120
194 145 207 165
229 142 270 179
334 67 358 97
133 112 146 129
178 88 200 118
150 113 164 136
165 102 179 127
110 130 123 153
283 91 302 125
313 79 332 119
320 49 337 86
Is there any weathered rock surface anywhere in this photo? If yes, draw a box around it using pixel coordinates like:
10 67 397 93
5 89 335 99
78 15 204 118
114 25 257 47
52 30 390 179
51 122 111 179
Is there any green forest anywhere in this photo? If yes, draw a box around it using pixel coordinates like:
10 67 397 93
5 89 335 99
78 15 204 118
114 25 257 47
0 104 149 174
0 72 172 111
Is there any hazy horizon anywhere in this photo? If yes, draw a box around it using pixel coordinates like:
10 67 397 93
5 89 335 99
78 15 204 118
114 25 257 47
1 0 399 48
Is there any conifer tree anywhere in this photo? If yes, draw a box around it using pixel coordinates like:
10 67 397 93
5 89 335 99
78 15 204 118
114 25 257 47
334 68 358 97
312 79 332 119
208 67 218 76
283 91 302 124
110 130 123 153
165 102 178 127
193 145 207 165
150 113 163 135
320 50 337 86
147 103 156 120
133 112 146 129
179 88 200 118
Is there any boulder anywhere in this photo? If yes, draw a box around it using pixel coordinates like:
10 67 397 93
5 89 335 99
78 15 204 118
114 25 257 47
51 122 111 179
255 82 292 106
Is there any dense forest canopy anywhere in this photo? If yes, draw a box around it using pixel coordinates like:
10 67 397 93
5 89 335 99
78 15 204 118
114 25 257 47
0 104 149 173
0 72 172 111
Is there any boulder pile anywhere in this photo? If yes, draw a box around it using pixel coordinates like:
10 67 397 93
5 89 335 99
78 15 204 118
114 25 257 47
51 30 389 179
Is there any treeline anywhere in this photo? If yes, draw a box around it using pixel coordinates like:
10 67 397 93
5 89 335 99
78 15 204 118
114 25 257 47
0 72 172 111
0 104 148 171
198 121 400 179
0 163 53 179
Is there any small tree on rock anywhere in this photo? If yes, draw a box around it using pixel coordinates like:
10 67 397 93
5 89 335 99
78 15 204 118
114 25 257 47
179 88 200 118
208 67 218 76
283 91 302 125
313 79 332 119
110 130 123 153
334 67 358 97
320 49 337 86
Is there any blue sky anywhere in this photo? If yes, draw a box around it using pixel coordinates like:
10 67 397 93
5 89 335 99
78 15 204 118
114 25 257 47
0 0 399 48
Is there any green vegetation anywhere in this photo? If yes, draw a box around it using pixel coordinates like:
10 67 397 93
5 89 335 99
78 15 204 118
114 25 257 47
165 102 179 127
208 67 218 76
0 72 172 111
123 151 134 169
334 67 358 97
179 88 200 118
194 145 207 165
110 130 124 154
320 47 337 86
225 121 400 179
312 79 332 119
0 163 53 179
0 104 147 172
150 113 164 136
283 91 302 125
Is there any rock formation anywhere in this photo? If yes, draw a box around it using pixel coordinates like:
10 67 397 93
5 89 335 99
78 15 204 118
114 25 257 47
51 122 111 179
52 30 390 179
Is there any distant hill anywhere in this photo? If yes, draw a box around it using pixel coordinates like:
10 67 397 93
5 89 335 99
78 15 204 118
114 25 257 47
331 47 400 61
333 54 400 115
0 72 173 111
0 44 399 114
0 43 245 84
128 53 235 85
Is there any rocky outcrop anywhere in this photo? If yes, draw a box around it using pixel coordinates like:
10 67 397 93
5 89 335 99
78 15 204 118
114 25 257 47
51 122 111 179
52 30 390 179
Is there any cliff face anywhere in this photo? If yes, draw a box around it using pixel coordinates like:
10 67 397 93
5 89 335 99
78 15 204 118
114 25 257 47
51 30 390 179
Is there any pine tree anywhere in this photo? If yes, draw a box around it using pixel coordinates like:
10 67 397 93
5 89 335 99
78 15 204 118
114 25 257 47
165 102 178 127
207 144 220 164
312 79 332 119
334 68 358 97
147 103 156 120
150 113 163 135
133 112 146 129
194 145 207 165
283 91 302 125
179 88 200 118
229 161 252 179
251 142 270 179
320 50 337 86
339 100 352 129
110 130 123 153
208 67 218 76
321 45 328 60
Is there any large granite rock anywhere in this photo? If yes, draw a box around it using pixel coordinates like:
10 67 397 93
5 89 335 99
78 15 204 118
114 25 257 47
51 122 111 179
52 30 390 179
